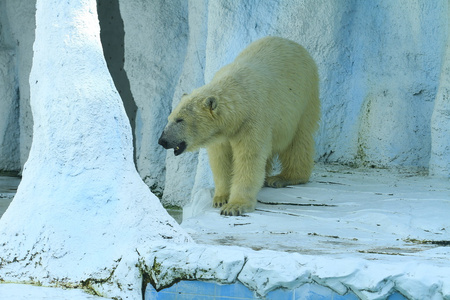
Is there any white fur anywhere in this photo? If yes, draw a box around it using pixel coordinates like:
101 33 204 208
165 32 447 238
166 36 320 215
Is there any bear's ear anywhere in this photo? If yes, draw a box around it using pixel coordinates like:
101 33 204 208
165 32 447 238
204 96 218 113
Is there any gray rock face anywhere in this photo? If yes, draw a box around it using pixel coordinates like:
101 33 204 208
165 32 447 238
0 49 19 171
0 1 36 172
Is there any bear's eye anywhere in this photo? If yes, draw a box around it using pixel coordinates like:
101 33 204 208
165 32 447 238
175 118 184 123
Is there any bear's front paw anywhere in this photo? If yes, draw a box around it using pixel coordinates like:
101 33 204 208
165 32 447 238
220 199 255 216
213 195 229 208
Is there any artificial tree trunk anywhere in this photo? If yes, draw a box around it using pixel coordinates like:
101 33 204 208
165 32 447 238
0 0 191 298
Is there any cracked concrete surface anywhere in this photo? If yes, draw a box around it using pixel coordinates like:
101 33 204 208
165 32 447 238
182 164 449 256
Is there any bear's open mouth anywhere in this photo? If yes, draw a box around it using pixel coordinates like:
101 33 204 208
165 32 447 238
174 141 187 156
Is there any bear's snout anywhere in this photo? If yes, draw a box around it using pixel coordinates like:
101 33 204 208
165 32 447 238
158 135 170 149
158 132 187 156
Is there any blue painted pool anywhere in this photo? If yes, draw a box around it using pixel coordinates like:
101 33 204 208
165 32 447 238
145 280 409 299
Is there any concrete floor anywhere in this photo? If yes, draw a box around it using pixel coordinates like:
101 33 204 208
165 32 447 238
0 165 449 299
182 164 450 255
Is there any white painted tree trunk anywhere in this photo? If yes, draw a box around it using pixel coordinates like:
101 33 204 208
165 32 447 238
0 0 191 298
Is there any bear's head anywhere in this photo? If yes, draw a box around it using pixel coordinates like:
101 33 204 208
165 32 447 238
158 92 222 156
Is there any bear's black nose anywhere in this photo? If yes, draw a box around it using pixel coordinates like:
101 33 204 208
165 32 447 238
158 136 169 149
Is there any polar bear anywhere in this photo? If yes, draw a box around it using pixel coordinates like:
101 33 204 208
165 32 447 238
159 36 320 216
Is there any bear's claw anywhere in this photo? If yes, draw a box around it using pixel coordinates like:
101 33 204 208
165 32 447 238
220 205 243 216
219 201 255 216
213 195 229 208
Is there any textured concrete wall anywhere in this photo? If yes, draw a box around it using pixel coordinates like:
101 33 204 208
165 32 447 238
430 3 450 177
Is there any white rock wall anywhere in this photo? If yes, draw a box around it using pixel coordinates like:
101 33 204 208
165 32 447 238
430 4 450 178
119 0 190 201
120 0 449 207
342 1 447 167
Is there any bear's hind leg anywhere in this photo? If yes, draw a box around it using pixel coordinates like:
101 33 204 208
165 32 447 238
265 124 315 188
208 142 233 208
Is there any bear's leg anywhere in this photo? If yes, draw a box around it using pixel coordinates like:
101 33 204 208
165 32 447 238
207 141 233 208
265 124 314 188
220 139 269 216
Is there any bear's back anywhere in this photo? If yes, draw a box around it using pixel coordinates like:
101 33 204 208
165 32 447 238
234 37 315 75
231 37 318 112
